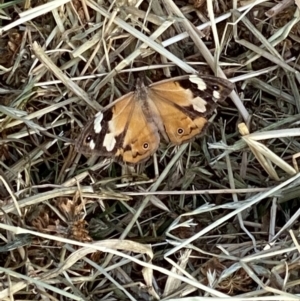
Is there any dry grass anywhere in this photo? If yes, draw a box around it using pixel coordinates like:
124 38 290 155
1 0 300 300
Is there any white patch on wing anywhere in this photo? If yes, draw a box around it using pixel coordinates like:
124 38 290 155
191 97 208 113
213 90 221 100
94 112 103 134
103 133 116 151
89 139 96 150
189 75 207 91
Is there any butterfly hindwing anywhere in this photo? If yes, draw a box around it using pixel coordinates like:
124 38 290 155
112 94 160 163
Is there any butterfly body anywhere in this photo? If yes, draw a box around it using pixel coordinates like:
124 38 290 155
76 75 234 163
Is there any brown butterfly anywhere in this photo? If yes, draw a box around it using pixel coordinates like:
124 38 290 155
76 75 234 164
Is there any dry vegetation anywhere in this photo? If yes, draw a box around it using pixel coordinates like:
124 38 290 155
1 0 300 300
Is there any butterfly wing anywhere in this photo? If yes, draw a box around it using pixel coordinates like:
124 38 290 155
148 75 234 144
76 75 234 163
76 93 160 163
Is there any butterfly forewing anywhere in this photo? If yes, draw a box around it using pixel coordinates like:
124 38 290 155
75 95 135 157
76 93 160 163
148 75 234 144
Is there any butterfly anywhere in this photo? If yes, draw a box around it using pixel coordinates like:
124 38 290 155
76 74 234 164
